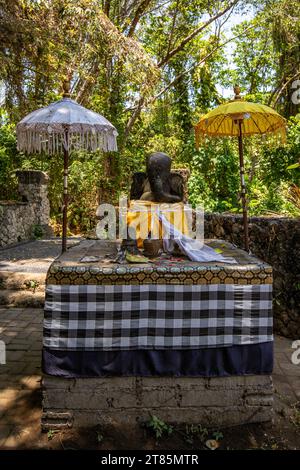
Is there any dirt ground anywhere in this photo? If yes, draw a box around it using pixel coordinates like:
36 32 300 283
5 399 300 451
1 371 299 451
39 413 300 451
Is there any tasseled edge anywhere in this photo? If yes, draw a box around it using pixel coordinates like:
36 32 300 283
270 126 287 145
194 126 212 149
16 129 118 154
194 125 287 149
194 126 205 149
259 126 287 147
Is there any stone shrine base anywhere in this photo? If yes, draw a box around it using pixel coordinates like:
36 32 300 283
42 375 273 430
42 239 273 430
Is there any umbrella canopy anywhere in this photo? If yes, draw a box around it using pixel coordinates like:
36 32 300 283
16 94 118 253
17 97 118 154
194 87 286 252
195 99 286 143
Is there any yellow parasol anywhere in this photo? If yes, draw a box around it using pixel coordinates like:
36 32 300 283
194 86 287 251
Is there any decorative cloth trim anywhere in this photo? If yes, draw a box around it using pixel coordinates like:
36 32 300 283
44 283 273 351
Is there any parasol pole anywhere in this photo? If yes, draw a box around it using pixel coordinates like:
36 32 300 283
61 80 70 253
62 133 69 253
237 120 249 252
233 85 249 252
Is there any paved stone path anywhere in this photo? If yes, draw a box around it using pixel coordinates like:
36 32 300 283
0 238 82 273
0 307 299 449
0 308 43 448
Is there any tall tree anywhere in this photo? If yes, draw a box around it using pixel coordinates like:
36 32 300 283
270 0 300 116
228 0 300 115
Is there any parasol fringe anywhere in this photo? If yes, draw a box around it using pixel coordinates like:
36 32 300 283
194 124 287 149
16 128 118 154
16 97 118 154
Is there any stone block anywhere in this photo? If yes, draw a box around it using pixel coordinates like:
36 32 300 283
16 170 49 186
204 213 300 339
0 170 50 248
41 405 273 430
42 374 273 429
41 411 73 430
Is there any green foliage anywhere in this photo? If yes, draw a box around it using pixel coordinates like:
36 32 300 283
184 424 209 445
258 119 300 187
221 0 300 116
145 415 173 440
291 402 300 428
212 431 224 441
32 224 44 239
0 119 19 201
227 16 278 98
24 279 40 293
188 117 300 216
47 429 59 440
0 0 159 122
287 162 300 169
188 138 240 212
0 0 299 229
96 431 104 444
1 117 299 233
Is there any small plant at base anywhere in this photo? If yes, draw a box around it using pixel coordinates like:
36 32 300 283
96 431 104 443
212 431 224 441
184 424 209 444
24 279 40 293
271 442 279 450
290 401 300 428
145 415 173 440
32 224 44 239
47 429 59 440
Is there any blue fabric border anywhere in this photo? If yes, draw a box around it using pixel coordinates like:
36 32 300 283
43 342 273 378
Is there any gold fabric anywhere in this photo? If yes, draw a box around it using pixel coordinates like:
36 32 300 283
126 200 191 248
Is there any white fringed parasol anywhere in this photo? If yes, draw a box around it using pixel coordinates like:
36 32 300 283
16 97 118 154
16 93 118 253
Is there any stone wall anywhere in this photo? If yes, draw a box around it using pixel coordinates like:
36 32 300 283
42 375 273 430
0 170 51 248
205 213 300 339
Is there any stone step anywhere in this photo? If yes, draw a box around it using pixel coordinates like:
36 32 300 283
0 271 46 292
0 289 45 307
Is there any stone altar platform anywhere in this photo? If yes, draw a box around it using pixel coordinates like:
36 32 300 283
42 239 273 429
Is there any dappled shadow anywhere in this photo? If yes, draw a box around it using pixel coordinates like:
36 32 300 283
0 385 42 449
0 238 82 273
0 307 45 449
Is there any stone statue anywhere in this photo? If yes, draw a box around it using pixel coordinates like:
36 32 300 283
119 152 184 259
130 152 184 203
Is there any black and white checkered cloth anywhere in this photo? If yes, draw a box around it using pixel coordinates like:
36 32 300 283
43 284 273 350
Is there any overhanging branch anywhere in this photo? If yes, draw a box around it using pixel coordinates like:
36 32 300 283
157 0 239 67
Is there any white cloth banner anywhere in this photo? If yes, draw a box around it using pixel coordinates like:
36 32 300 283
159 212 237 264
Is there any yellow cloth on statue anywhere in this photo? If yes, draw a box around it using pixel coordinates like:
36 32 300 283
127 200 190 249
